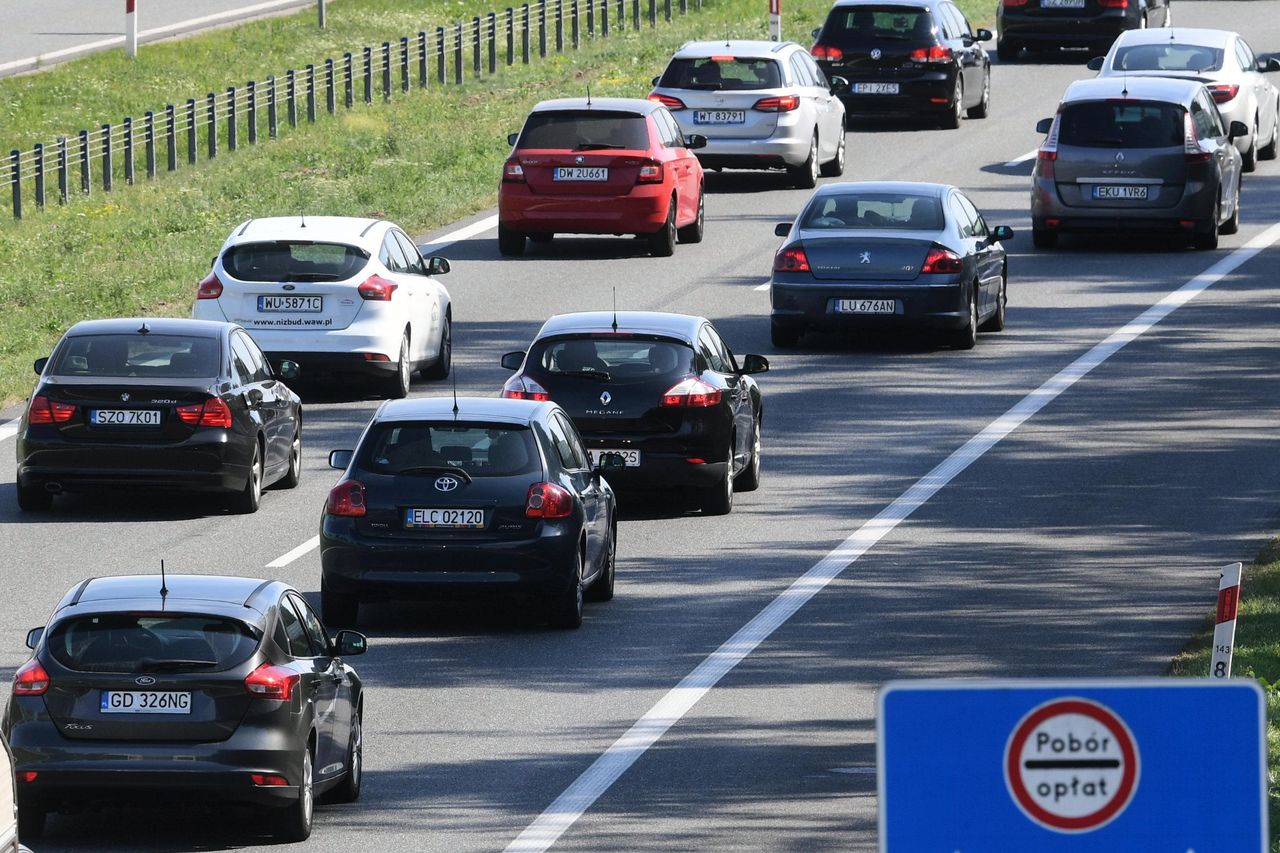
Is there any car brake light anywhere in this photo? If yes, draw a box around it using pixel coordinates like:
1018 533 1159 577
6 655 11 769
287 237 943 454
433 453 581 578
637 160 664 183
648 93 686 110
503 159 526 182
1206 84 1239 104
1184 112 1211 163
27 395 76 425
525 482 573 519
357 274 398 301
1098 0 1127 7
18 772 37 784
921 244 963 274
1002 0 1028 6
1037 113 1061 179
175 397 233 428
909 45 952 63
13 660 50 696
244 662 300 701
326 480 367 517
661 376 722 407
196 271 224 300
773 245 810 272
811 44 843 61
754 95 800 112
501 375 551 401
251 773 290 786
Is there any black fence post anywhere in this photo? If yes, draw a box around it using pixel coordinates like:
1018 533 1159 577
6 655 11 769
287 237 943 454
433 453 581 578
633 0 640 31
144 111 156 178
206 93 217 159
187 98 198 161
400 36 410 91
488 13 497 73
79 130 90 195
58 137 69 204
247 83 258 144
602 0 609 37
505 11 514 66
266 80 278 140
454 24 463 84
472 18 481 76
618 0 625 31
363 48 373 103
228 87 238 151
538 0 546 56
648 0 656 27
101 124 112 192
381 42 391 101
122 120 133 185
325 61 336 114
306 66 316 121
555 0 564 50
344 54 354 106
521 5 530 63
571 0 579 48
34 142 45 206
418 32 428 87
437 27 446 83
680 0 686 13
664 0 671 22
166 104 177 169
587 0 594 37
9 150 19 220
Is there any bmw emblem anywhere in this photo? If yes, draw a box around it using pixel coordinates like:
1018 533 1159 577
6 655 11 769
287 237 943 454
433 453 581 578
871 48 882 59
435 476 460 492
599 391 612 406
135 675 156 686
120 392 131 402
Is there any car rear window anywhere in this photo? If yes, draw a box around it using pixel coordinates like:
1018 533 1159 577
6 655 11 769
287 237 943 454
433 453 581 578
658 57 782 90
1058 101 1185 149
359 422 541 477
221 241 370 283
47 613 259 673
801 192 944 230
517 111 650 150
1112 44 1223 73
50 334 222 378
820 5 935 46
528 335 695 381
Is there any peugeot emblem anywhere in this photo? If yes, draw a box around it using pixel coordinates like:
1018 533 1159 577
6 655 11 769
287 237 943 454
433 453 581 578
859 251 872 264
1115 152 1125 162
135 675 156 686
575 155 585 164
870 48 882 59
120 392 131 402
599 391 612 406
434 476 460 492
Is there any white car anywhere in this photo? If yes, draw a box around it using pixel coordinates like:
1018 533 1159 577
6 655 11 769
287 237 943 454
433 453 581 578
1092 28 1280 172
1 735 31 852
193 216 452 398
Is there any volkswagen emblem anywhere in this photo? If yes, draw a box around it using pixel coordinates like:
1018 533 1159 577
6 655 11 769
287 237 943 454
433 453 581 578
870 48 882 59
1115 152 1125 162
599 391 612 406
120 392 131 402
135 675 156 686
434 476 460 492
575 155 585 164
859 251 872 264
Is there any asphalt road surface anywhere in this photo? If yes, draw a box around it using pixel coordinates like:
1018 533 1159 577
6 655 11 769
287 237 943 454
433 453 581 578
3 2 1280 848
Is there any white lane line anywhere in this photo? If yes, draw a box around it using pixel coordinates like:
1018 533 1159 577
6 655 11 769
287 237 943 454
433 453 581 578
1003 148 1040 168
0 417 19 443
503 221 1280 853
266 535 319 569
418 214 500 255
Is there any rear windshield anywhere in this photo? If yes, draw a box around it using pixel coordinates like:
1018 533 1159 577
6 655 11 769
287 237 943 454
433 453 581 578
527 335 695 381
517 111 650 150
658 57 782 90
359 422 541 477
51 334 222 378
222 241 370 283
1059 101 1185 149
820 6 935 46
47 613 259 674
1112 44 1223 73
801 192 944 230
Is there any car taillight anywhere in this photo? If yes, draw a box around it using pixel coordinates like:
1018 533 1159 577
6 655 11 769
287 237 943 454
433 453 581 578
648 93 687 110
921 244 963 274
175 397 232 428
501 375 551 401
773 245 810 272
525 482 574 519
1206 84 1239 104
1098 0 1127 7
13 660 50 696
251 773 290 786
503 159 526 182
637 160 664 183
27 394 76 425
909 45 952 63
1002 0 1028 6
661 376 722 407
1184 112 1211 163
754 95 800 112
244 663 300 701
358 274 398 301
17 772 37 784
326 480 367 517
196 271 224 300
810 44 843 61
1037 113 1061 179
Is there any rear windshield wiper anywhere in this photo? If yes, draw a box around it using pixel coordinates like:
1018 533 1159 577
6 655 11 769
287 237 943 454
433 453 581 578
281 273 343 281
552 369 612 381
394 465 473 482
136 659 219 672
1081 137 1125 146
573 143 626 150
686 83 724 90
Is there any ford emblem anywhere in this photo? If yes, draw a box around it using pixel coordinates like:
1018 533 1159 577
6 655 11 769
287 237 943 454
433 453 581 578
435 476 460 492
600 391 612 406
135 675 156 686
282 283 296 291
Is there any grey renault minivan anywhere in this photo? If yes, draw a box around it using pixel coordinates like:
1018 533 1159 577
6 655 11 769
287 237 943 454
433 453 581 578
1031 76 1246 250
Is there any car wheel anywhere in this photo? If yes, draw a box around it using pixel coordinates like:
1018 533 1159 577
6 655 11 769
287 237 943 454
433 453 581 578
17 806 45 839
549 549 585 629
16 478 52 512
820 131 846 177
735 416 762 493
1194 195 1221 250
941 77 963 130
978 271 1007 332
1220 178 1241 235
324 706 363 804
1032 227 1058 249
1242 118 1259 173
422 314 452 380
1260 104 1279 160
584 523 616 602
996 40 1018 62
967 70 990 119
383 333 411 399
497 224 525 257
949 288 978 350
648 199 677 257
770 319 801 348
789 135 819 189
231 442 263 514
275 747 314 842
676 187 705 244
277 427 302 489
321 579 359 628
702 443 735 515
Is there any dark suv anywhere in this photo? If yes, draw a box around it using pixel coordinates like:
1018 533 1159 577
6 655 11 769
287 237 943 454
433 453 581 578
996 0 1170 61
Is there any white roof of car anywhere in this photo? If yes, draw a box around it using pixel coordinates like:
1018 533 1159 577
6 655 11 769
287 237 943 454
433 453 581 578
222 215 394 251
1112 27 1235 49
673 40 800 60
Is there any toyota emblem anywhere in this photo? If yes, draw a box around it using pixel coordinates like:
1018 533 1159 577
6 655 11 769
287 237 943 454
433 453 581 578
435 476 460 492
135 675 156 686
120 392 131 402
599 391 612 406
870 48 882 59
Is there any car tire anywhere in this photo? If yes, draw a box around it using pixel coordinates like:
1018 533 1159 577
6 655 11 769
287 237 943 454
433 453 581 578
275 747 314 842
941 78 963 130
996 40 1018 62
321 579 359 628
549 549 585 629
770 320 801 348
676 188 705 244
1032 227 1058 249
1220 179 1241 235
231 442 263 514
734 416 762 493
17 806 45 839
967 70 990 119
789 135 819 189
1243 118 1258 173
949 288 978 350
497 225 525 257
277 427 302 489
978 271 1007 332
383 334 411 399
1260 105 1279 160
702 444 735 516
422 314 452 380
820 131 846 177
649 199 677 257
323 706 363 804
1194 196 1221 250
584 523 616 602
16 479 52 512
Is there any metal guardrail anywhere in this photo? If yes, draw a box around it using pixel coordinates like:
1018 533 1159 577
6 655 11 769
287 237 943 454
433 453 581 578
6 0 695 220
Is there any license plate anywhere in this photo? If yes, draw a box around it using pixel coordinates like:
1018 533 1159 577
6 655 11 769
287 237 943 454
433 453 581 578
1092 185 1149 200
90 409 161 426
853 82 900 95
553 167 608 182
258 295 323 313
405 507 486 529
1041 0 1086 7
587 448 641 467
834 299 896 314
692 110 746 125
101 691 192 714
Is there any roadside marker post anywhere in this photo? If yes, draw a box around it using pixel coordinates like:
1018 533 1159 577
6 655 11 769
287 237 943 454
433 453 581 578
1211 561 1243 679
878 680 1267 851
125 0 138 58
768 0 781 41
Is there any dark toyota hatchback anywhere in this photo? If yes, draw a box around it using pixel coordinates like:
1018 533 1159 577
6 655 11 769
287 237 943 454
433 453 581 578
501 312 768 515
320 397 621 629
15 318 302 514
3 574 368 843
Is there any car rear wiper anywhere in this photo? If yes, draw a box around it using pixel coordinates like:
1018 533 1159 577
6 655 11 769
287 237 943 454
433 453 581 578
573 143 625 150
1083 137 1125 145
136 659 219 672
394 465 473 482
687 83 724 90
281 273 343 281
553 368 612 381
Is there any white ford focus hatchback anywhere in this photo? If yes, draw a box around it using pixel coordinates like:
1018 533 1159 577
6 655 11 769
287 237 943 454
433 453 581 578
193 216 453 398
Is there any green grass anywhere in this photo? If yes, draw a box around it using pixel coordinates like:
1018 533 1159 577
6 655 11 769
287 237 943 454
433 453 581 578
1171 538 1280 848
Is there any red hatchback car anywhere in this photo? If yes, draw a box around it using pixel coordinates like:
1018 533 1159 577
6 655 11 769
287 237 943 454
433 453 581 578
499 97 708 257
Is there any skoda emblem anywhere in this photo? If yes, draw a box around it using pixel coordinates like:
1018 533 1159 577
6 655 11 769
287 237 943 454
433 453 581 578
859 251 872 264
599 391 612 406
575 155 585 164
434 476 460 492
120 392 131 402
1115 151 1125 162
135 675 156 686
870 48 882 59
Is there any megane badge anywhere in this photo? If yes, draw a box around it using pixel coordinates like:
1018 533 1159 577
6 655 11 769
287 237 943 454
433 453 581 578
135 675 157 686
120 392 131 402
859 251 872 264
871 48 882 59
435 476 460 492
600 391 612 406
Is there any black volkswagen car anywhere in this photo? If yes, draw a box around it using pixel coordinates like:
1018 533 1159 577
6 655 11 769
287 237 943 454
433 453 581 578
4 574 367 842
15 318 302 514
996 0 1169 61
501 312 767 515
320 397 621 629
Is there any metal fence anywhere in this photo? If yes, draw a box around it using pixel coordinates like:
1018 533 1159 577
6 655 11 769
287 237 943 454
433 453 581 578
5 0 696 220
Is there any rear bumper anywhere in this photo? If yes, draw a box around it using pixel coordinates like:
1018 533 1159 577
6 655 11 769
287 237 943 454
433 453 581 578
499 184 671 235
827 71 956 115
997 11 1133 45
770 279 969 330
694 136 813 169
1031 176 1219 231
264 349 400 379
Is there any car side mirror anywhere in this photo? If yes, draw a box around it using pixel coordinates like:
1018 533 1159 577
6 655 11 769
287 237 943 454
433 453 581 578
1035 117 1053 134
334 630 368 656
974 28 992 42
685 133 708 149
1261 57 1280 73
991 225 1014 242
774 222 791 237
25 627 43 650
276 359 300 380
593 452 626 474
651 75 661 86
811 27 821 39
33 357 48 375
427 256 451 275
329 450 354 470
507 132 519 146
739 353 769 375
1086 56 1105 71
501 351 525 371
1228 120 1249 140
829 75 849 94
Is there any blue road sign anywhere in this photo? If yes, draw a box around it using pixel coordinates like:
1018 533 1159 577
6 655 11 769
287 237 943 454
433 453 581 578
878 679 1266 852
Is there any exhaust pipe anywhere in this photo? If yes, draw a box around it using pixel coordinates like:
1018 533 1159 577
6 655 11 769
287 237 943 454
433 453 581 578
45 482 62 494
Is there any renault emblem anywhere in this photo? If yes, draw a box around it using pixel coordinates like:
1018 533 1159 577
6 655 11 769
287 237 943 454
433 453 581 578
600 391 612 406
870 48 882 59
434 476 460 492
120 392 131 402
1115 152 1125 162
135 675 156 686
859 251 872 264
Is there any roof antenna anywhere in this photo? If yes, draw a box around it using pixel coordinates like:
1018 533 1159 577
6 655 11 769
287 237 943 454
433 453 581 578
300 210 307 228
137 322 150 335
159 559 169 599
611 287 618 333
586 84 592 108
451 367 460 418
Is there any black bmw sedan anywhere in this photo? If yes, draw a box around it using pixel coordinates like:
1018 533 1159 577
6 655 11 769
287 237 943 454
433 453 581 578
4 574 367 842
501 312 767 515
770 182 1012 350
320 396 621 629
15 318 302 514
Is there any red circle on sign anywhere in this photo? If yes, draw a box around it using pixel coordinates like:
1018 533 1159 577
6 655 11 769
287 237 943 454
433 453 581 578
1004 698 1139 833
